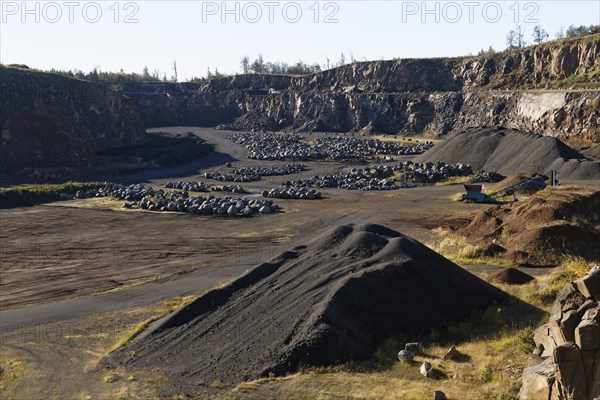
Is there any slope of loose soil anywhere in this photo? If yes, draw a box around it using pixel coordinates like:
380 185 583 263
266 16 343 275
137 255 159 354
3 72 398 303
415 126 600 181
486 267 536 285
456 187 600 264
583 143 600 160
104 223 508 394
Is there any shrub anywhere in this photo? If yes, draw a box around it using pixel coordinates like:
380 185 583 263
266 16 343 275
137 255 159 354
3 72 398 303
516 326 536 354
477 364 494 382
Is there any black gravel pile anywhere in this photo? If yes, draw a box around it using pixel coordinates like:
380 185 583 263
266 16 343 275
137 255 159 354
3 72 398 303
104 224 509 394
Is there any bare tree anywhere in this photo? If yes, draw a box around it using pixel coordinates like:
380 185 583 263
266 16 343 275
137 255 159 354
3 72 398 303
506 30 516 49
555 26 565 39
338 52 346 67
506 25 526 49
240 56 250 74
171 60 178 82
532 25 549 44
516 25 526 48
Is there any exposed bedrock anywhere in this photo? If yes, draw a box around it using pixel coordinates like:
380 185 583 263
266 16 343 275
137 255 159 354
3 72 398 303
0 66 146 171
118 35 600 142
520 266 600 400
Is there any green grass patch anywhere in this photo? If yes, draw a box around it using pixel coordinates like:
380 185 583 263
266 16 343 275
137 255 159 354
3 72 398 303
0 182 105 208
553 72 596 89
528 255 594 306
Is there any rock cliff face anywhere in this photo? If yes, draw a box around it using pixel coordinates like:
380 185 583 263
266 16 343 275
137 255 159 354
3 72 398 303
118 35 600 142
0 66 145 173
520 266 600 400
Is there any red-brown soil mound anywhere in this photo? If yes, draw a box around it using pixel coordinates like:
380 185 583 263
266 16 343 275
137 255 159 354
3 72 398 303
486 267 536 285
457 188 600 264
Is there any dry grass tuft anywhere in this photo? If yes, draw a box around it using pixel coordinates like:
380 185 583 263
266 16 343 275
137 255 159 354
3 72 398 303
108 295 197 353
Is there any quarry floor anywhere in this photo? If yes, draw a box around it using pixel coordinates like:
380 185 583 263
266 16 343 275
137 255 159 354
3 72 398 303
0 127 585 398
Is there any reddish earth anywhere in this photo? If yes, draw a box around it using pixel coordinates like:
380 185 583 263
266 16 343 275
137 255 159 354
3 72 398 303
486 267 536 285
456 186 600 264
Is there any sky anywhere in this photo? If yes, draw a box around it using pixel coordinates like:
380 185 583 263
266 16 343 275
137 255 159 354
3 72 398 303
1 0 599 80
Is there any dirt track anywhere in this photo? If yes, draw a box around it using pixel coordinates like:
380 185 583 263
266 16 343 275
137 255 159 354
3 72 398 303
1 128 491 313
0 127 495 398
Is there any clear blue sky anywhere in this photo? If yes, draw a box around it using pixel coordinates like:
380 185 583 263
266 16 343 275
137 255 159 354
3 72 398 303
1 1 599 80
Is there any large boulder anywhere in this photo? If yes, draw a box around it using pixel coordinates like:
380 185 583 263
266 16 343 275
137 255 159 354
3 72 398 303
534 323 558 358
554 342 588 400
0 66 145 174
397 350 414 363
520 266 600 400
548 283 592 345
575 265 600 300
519 358 557 400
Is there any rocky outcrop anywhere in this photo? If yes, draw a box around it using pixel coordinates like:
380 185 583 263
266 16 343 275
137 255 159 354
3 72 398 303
0 66 145 173
456 36 599 90
241 90 599 141
520 266 600 400
117 35 600 142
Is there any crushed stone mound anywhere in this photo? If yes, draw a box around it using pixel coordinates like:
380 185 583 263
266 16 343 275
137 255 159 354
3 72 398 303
457 188 600 264
583 143 600 160
104 223 507 390
486 267 535 285
414 126 600 181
